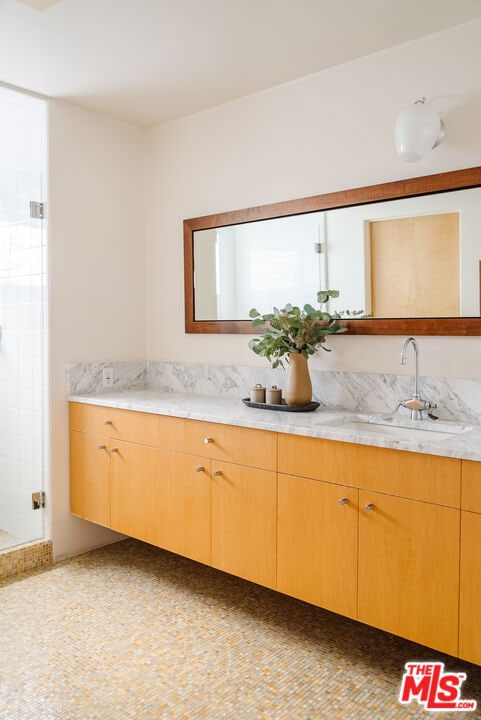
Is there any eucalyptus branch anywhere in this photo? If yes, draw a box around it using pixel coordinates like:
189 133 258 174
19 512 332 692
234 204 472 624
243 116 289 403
248 290 361 369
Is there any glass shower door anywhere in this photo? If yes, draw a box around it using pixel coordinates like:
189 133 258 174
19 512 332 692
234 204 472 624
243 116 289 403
0 86 47 550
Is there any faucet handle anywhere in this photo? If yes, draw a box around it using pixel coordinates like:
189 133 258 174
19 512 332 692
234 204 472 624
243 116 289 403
402 398 428 411
398 397 438 420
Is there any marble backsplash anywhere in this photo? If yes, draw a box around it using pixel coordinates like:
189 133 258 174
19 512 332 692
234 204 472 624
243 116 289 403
66 361 146 395
66 360 481 426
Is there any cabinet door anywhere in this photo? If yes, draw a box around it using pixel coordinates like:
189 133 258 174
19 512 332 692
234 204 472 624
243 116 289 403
70 430 110 526
156 452 211 565
459 511 481 664
358 490 459 656
277 474 358 618
110 440 160 544
211 461 276 589
461 460 481 513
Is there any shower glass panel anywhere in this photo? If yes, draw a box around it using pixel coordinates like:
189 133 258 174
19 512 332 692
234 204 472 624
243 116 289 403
0 86 47 550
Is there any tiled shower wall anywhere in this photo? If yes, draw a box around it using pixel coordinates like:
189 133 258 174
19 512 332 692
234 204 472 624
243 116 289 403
0 88 48 545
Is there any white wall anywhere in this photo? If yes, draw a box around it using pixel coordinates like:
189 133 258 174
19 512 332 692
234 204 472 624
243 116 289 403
49 101 145 559
145 18 481 381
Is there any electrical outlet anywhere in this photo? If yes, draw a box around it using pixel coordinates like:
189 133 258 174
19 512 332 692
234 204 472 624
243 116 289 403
102 367 114 388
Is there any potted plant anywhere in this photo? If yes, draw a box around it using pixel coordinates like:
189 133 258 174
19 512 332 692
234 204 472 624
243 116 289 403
248 290 358 407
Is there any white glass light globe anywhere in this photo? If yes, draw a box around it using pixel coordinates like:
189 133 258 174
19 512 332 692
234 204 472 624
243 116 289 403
394 101 443 162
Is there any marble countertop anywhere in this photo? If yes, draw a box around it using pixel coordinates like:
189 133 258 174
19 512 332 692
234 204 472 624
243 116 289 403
69 390 481 462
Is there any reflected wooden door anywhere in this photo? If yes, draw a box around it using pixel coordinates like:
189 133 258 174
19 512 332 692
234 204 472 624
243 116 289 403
369 212 459 317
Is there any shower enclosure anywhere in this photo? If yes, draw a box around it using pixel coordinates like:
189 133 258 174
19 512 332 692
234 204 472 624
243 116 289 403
0 85 48 551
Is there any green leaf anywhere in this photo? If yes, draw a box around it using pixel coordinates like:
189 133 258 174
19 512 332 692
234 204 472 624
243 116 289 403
251 318 265 328
248 308 260 318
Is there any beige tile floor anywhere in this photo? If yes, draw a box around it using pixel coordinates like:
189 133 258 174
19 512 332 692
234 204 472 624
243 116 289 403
0 538 480 720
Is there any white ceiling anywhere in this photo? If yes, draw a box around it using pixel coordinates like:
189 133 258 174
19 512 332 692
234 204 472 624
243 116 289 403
2 0 481 128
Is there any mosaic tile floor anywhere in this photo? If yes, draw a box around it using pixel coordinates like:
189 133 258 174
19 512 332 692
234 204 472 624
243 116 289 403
0 539 480 720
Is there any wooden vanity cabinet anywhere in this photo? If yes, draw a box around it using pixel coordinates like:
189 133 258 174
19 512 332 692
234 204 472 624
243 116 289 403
110 442 211 565
459 460 481 664
184 418 278 587
277 432 461 656
71 401 481 665
69 402 277 584
70 403 212 565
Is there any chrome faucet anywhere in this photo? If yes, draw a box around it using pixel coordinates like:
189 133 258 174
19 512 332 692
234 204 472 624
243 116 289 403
396 337 437 420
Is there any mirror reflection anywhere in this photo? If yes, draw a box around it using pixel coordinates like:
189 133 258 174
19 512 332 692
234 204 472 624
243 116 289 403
193 187 481 321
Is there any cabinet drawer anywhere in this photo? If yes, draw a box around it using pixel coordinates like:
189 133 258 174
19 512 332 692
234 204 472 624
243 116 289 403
110 409 185 451
461 460 481 513
184 419 276 470
278 433 460 507
70 402 120 437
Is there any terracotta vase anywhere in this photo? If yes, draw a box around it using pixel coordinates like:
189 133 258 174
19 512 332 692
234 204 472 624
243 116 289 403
285 352 312 407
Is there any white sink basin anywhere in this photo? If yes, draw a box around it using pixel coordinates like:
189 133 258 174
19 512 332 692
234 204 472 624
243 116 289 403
317 415 476 442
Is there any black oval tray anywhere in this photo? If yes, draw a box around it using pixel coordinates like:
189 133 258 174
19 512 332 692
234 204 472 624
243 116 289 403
242 398 320 413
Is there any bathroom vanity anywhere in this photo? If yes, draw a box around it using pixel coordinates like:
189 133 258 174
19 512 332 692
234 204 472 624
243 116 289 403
69 391 481 666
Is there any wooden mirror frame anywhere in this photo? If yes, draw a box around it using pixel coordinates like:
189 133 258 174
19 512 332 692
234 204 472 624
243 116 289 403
184 165 481 335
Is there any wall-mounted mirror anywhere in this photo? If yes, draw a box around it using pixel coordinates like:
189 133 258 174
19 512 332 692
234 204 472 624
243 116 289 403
184 166 481 335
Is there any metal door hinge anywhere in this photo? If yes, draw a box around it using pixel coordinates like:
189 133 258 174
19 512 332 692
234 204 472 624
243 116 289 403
314 242 323 254
29 201 45 220
32 491 46 510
